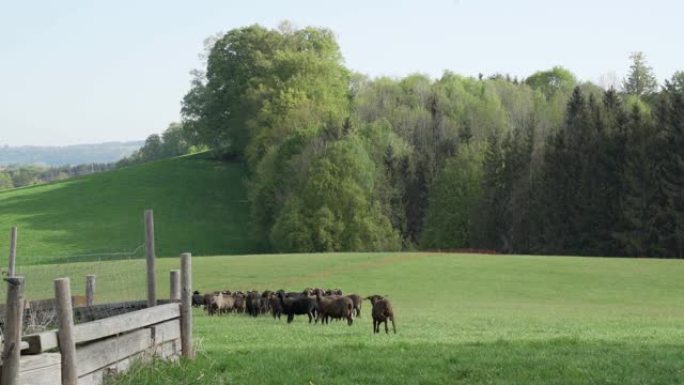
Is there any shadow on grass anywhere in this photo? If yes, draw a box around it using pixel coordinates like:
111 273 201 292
107 338 684 385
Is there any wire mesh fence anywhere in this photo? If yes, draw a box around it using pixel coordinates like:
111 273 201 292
0 245 151 334
1 245 147 305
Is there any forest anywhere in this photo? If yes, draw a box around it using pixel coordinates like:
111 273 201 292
138 23 683 258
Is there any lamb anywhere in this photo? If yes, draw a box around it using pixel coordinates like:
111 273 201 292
315 290 353 326
366 295 396 334
278 291 316 323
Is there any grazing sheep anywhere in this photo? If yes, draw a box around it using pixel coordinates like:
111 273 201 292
366 295 396 334
315 290 353 326
192 291 204 307
208 292 234 315
261 291 274 314
278 291 316 324
202 293 214 311
346 294 362 317
246 291 262 317
325 289 343 296
233 292 246 313
268 293 283 319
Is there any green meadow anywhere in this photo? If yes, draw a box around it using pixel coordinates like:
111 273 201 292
83 252 684 385
2 156 683 384
0 154 254 263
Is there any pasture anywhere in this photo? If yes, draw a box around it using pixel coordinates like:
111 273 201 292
0 154 254 263
20 252 682 384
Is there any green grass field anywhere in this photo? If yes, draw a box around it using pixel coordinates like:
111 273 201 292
2 157 683 384
42 252 680 385
0 154 254 263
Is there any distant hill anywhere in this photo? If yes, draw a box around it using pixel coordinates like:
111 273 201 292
0 141 144 166
0 153 255 262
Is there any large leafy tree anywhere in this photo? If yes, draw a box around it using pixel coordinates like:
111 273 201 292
182 23 349 165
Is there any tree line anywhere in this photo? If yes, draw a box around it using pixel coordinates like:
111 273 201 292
112 24 684 258
0 163 116 190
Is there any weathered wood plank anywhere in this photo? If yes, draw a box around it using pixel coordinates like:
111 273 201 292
151 319 181 345
15 353 60 385
158 339 180 361
0 340 30 354
73 303 180 344
21 331 58 355
75 328 152 377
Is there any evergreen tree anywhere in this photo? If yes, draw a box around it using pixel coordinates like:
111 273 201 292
615 105 668 256
473 131 507 250
623 52 658 97
656 77 684 257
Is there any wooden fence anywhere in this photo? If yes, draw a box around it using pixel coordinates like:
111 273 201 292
0 211 194 385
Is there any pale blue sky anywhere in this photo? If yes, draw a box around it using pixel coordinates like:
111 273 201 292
1 0 681 146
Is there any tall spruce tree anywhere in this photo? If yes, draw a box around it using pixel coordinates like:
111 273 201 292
623 52 658 97
473 131 507 250
656 77 684 257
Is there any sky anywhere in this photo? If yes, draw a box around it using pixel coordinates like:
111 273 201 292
1 0 682 146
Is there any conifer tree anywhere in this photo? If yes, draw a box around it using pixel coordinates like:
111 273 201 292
623 52 658 97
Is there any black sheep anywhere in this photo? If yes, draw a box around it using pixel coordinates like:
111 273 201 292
278 291 316 323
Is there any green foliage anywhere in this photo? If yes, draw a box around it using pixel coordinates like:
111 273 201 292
525 66 577 99
421 145 484 249
118 123 192 167
270 136 401 252
0 172 13 190
182 23 349 165
0 163 115 191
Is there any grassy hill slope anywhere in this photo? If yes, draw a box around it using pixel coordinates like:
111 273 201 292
0 154 254 263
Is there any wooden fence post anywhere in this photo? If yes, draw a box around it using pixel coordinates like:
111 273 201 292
170 270 180 301
180 253 193 359
1 276 24 385
8 226 17 277
144 210 156 307
86 274 96 306
54 278 77 385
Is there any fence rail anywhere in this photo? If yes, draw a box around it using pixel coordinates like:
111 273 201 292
0 210 194 385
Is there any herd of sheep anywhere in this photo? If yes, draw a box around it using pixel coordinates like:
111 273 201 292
192 288 396 334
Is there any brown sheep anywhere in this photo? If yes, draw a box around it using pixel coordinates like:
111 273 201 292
232 292 246 313
315 290 353 326
202 293 214 310
346 294 362 317
268 293 283 319
366 295 396 334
